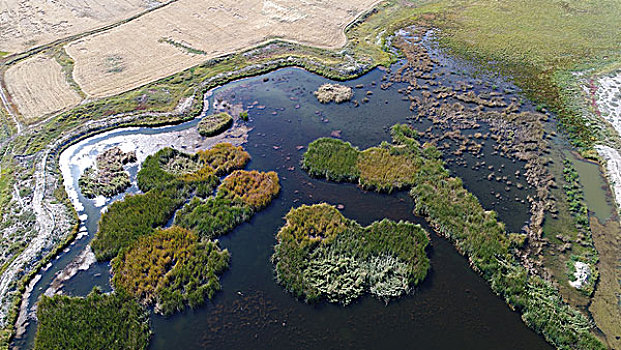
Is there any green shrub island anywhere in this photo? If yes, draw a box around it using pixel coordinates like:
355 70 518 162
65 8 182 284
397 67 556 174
301 125 604 350
93 143 251 260
196 112 233 137
111 226 230 315
88 142 279 316
272 203 430 305
174 197 252 239
302 125 446 192
78 147 137 198
34 288 150 350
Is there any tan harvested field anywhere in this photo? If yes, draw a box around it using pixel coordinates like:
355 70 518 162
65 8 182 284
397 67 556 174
65 0 379 98
0 0 168 53
4 55 82 120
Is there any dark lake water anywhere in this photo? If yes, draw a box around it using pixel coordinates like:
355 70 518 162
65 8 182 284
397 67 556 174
14 58 552 349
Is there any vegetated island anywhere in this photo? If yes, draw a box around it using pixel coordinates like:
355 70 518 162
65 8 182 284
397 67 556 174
301 125 604 350
89 142 279 315
34 142 281 347
313 83 353 104
78 147 137 198
34 288 150 350
197 112 233 137
272 203 430 305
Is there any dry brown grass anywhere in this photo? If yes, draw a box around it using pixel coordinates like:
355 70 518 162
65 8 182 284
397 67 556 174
0 0 168 53
4 55 81 121
65 0 379 98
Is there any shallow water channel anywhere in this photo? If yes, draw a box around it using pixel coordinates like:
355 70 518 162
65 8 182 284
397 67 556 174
14 63 554 349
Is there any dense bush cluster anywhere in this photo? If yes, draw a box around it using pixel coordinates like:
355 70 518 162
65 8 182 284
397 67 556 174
197 112 233 137
89 143 279 318
111 226 230 315
197 143 251 176
217 170 280 209
272 203 430 305
301 124 604 349
174 197 252 239
91 187 187 260
302 125 445 193
34 289 150 350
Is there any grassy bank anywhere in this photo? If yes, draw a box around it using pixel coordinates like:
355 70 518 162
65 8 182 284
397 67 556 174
423 0 621 151
273 203 430 305
301 125 604 349
8 0 439 156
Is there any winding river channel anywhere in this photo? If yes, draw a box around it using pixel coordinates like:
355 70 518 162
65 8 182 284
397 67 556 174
12 46 580 349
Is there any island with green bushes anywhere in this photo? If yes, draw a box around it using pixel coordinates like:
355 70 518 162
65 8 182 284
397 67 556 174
299 124 604 350
34 142 280 346
273 203 430 305
197 112 233 137
34 289 150 350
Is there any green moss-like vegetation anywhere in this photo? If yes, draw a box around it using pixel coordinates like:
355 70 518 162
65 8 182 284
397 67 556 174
302 125 605 349
174 197 252 239
197 112 233 137
272 203 430 305
111 226 230 315
34 289 150 350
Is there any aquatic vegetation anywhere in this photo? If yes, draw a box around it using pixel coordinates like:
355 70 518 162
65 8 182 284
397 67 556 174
111 226 230 315
137 147 219 196
357 147 420 192
91 186 187 261
93 144 250 261
313 83 353 104
174 197 252 239
562 160 589 228
559 159 599 296
302 138 360 182
303 125 446 193
197 143 250 176
34 288 150 350
78 147 136 198
302 125 605 349
197 112 233 137
426 0 621 150
272 203 430 304
217 170 280 210
91 143 279 318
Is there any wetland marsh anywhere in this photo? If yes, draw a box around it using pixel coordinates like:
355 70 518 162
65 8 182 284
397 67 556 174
9 29 616 350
